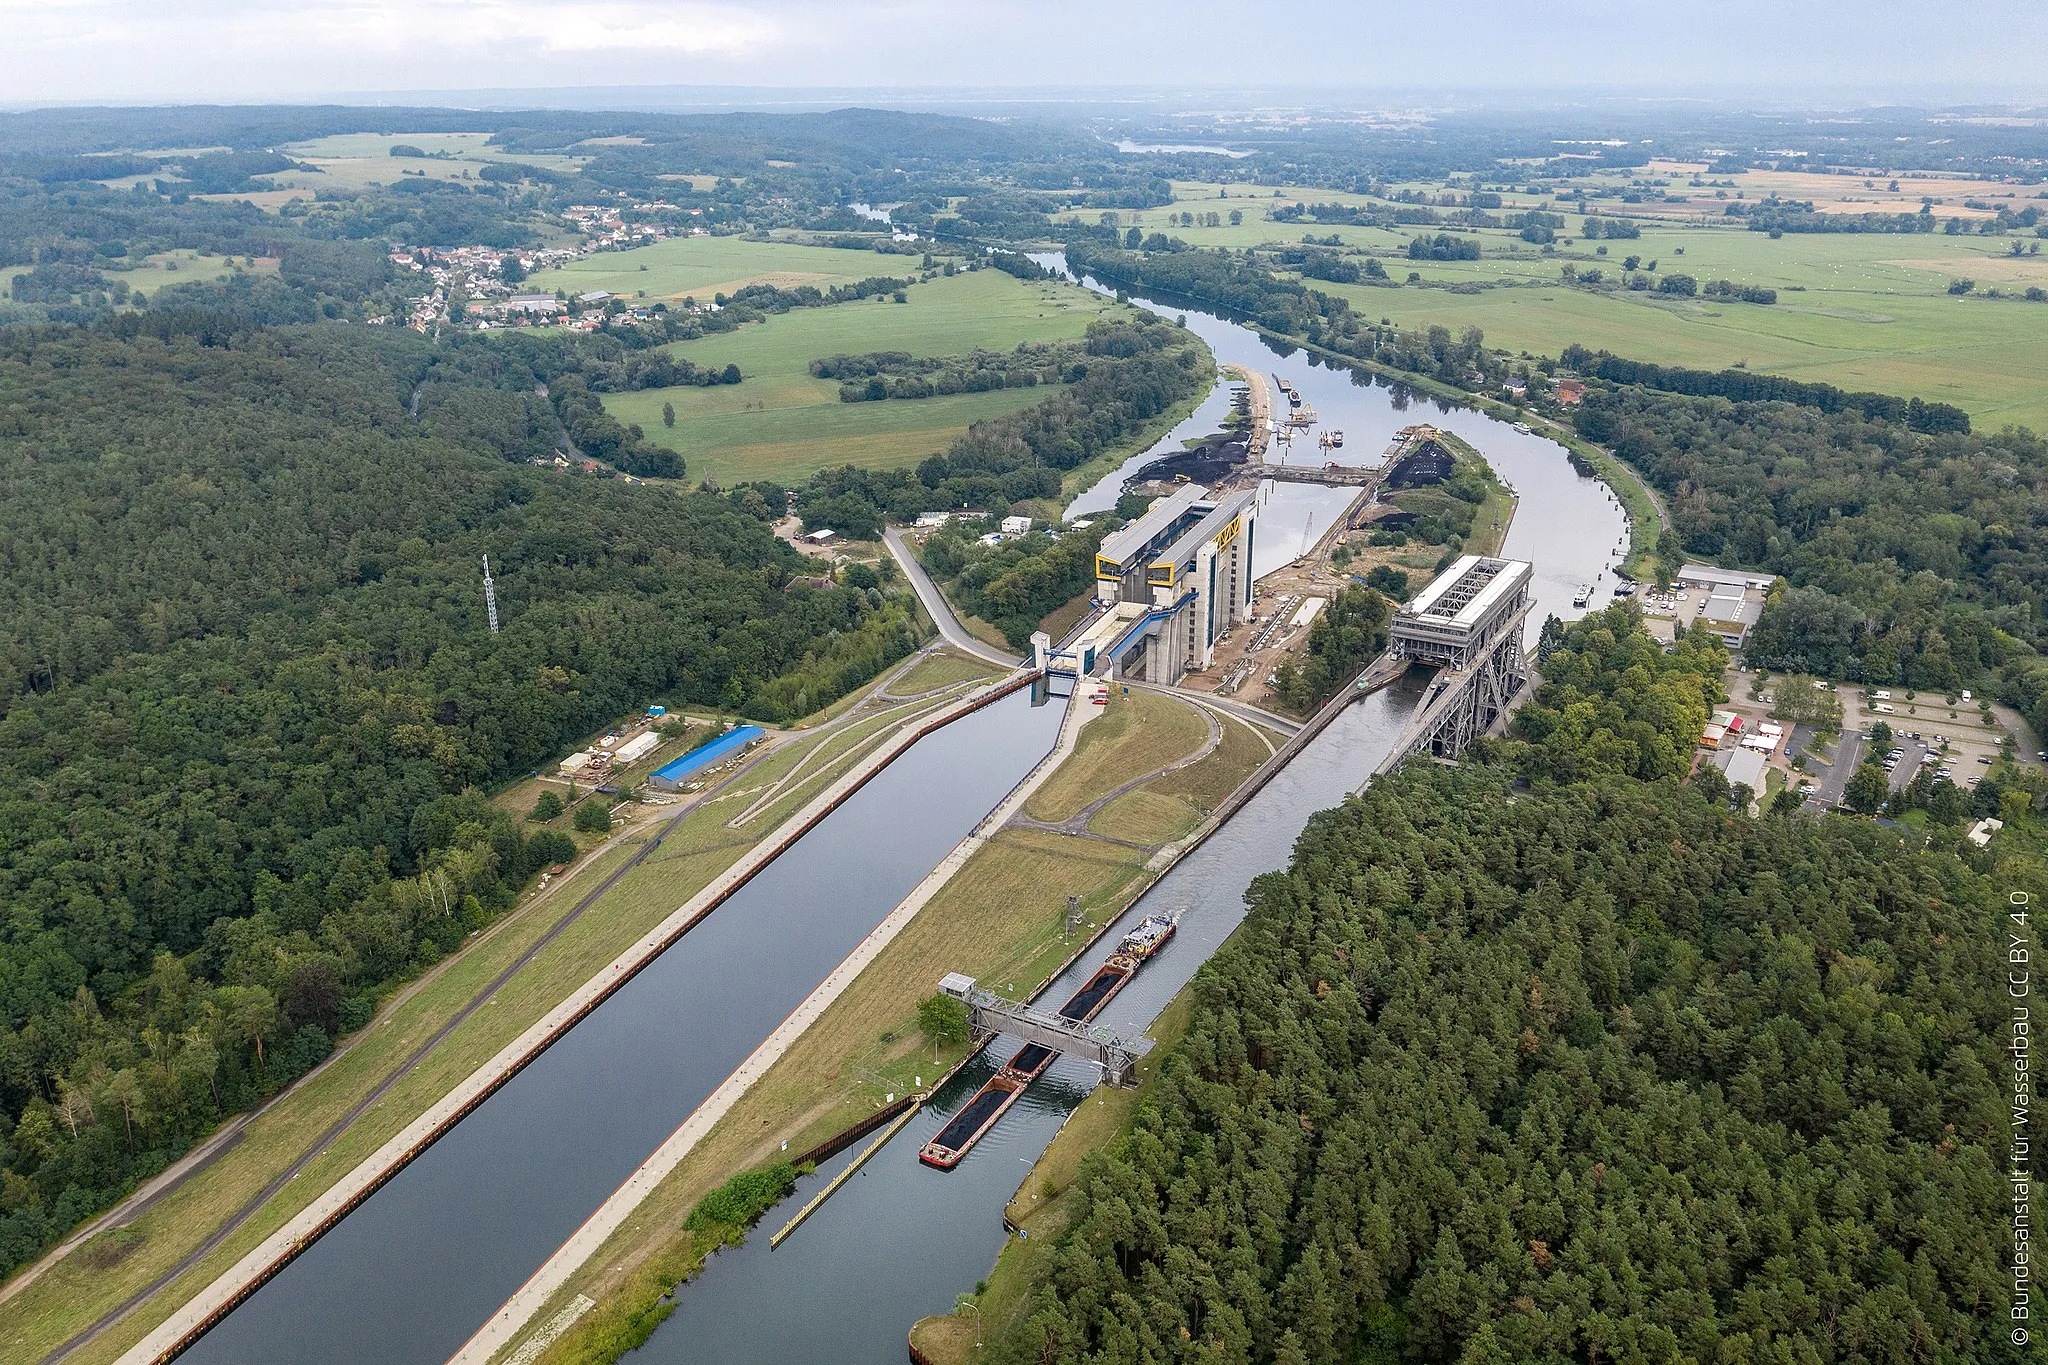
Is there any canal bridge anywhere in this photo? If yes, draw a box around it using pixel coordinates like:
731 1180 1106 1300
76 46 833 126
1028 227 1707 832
938 973 1152 1086
1371 554 1533 775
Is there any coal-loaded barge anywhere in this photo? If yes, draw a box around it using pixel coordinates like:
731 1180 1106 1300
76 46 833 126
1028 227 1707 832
918 912 1179 1170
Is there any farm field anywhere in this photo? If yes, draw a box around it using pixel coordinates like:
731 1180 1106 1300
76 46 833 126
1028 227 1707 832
606 257 1119 486
273 131 587 192
1316 225 2048 430
4 249 277 306
523 235 914 306
1097 172 2048 429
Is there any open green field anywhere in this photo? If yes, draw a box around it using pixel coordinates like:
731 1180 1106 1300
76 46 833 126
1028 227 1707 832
1320 224 2048 431
1092 177 2048 431
603 258 1117 486
524 235 908 305
270 132 587 193
5 249 278 308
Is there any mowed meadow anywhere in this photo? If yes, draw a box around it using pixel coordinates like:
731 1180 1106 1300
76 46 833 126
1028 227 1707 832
1324 227 2048 432
590 245 1118 486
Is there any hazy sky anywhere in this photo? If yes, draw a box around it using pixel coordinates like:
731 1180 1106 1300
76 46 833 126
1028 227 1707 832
7 0 2046 106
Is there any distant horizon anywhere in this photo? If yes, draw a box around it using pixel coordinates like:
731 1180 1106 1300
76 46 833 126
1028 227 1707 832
8 0 2048 109
4 82 2047 120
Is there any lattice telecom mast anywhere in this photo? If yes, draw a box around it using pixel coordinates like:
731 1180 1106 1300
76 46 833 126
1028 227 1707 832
482 555 500 634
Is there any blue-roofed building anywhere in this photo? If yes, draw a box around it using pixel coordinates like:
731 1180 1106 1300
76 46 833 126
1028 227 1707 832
647 724 766 790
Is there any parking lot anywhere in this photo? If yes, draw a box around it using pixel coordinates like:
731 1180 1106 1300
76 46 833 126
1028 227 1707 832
1873 726 2001 792
1847 686 2008 772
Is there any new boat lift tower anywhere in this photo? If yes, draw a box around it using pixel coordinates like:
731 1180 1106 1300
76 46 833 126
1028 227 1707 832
937 973 1153 1086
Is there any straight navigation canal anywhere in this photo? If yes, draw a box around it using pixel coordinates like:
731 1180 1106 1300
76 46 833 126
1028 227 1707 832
175 692 1063 1365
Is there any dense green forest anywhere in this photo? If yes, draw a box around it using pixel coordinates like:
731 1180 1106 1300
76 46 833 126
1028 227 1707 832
0 316 919 1275
1271 586 1393 712
1499 603 1728 782
996 611 2020 1364
1568 385 2048 731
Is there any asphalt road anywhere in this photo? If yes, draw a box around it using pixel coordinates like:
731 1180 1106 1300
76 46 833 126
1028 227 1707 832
1802 728 1863 810
882 527 1023 668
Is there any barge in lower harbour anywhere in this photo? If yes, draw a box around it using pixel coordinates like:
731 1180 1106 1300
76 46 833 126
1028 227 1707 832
917 912 1179 1170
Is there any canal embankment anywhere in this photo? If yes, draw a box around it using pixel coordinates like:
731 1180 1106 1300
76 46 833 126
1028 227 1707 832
15 652 1010 1365
113 667 1046 1365
449 685 1106 1365
492 688 1280 1365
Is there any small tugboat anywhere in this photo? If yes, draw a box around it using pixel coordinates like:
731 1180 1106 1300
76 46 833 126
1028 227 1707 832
1117 910 1179 960
919 912 1180 1170
1329 430 1344 448
1572 584 1593 608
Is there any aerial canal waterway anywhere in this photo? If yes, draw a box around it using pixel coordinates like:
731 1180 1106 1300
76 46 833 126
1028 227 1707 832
172 692 1063 1365
620 260 1629 1365
174 243 1627 1365
1039 250 1631 639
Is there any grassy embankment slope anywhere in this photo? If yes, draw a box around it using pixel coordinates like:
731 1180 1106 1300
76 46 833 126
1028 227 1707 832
524 688 1279 1365
595 256 1123 487
0 656 999 1365
1114 175 2048 433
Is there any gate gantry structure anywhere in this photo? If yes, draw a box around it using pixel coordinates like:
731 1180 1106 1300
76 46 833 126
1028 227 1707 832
1373 555 1534 775
938 973 1153 1086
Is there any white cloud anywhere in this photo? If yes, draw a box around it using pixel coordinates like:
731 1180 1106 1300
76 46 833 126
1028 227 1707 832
2 0 798 101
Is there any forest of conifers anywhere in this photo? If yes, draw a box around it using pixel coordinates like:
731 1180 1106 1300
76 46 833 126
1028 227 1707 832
0 316 923 1274
994 610 2023 1363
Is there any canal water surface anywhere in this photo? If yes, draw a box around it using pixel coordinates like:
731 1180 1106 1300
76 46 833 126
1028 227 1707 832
176 693 1063 1365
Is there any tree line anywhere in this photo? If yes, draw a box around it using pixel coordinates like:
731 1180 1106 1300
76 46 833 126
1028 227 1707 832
791 314 1212 539
812 341 1073 403
1563 346 1972 433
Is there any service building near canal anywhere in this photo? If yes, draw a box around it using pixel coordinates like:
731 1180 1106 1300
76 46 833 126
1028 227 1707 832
1083 483 1258 682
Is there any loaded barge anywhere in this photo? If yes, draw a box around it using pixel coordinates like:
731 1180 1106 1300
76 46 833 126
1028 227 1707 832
918 912 1179 1170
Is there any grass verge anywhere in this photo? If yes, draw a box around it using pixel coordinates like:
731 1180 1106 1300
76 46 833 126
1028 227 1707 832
1023 691 1208 825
